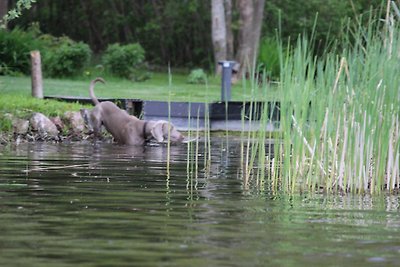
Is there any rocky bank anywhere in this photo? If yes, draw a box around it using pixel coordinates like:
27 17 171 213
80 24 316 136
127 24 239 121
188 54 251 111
0 111 106 145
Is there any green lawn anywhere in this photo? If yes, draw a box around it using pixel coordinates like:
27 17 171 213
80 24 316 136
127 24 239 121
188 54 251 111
0 73 276 103
0 73 279 131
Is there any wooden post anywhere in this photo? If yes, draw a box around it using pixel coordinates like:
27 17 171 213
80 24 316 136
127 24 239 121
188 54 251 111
31 50 43 99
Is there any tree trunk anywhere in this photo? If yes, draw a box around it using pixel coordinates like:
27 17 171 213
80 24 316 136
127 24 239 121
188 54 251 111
211 0 227 75
235 0 265 77
224 0 234 60
31 50 43 99
252 0 265 64
0 0 9 28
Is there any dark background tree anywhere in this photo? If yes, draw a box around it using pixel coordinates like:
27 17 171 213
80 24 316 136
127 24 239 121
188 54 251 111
211 0 227 75
235 0 265 75
0 1 8 27
8 0 213 69
6 0 386 71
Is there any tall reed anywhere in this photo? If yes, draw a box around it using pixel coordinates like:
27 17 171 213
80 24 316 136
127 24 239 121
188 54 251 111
241 3 399 194
176 3 398 195
274 6 400 194
166 64 173 179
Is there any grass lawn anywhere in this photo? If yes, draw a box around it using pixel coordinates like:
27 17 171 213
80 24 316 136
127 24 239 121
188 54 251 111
0 72 278 131
0 72 277 103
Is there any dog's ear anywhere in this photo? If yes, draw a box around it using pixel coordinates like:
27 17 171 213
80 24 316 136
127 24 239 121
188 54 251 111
150 121 166 142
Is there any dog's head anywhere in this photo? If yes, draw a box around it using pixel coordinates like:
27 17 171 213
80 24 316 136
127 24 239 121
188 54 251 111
150 121 184 143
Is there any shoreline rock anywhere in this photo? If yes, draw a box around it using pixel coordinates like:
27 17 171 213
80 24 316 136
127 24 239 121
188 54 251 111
12 117 29 135
30 112 59 139
0 111 109 145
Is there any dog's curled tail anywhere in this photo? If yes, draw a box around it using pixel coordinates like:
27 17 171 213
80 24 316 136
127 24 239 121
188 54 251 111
89 77 105 105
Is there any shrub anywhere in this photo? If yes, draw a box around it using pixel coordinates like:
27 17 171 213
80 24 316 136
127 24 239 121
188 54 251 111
258 36 281 80
102 43 145 78
0 28 43 75
43 36 91 78
187 68 207 84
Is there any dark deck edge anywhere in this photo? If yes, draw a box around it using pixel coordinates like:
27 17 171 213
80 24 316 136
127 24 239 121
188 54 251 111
45 96 280 131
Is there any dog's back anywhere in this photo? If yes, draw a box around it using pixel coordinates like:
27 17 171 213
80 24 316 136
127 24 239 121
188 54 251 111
86 77 184 145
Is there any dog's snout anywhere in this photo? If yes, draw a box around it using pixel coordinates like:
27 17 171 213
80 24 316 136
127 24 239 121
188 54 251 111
170 132 184 142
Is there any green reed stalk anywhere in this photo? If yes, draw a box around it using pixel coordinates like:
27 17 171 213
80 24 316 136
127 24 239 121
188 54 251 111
166 65 172 178
203 79 211 177
195 107 201 186
185 100 196 199
273 6 400 194
244 81 256 187
186 100 192 176
240 77 247 178
203 102 210 176
166 91 171 178
256 83 268 190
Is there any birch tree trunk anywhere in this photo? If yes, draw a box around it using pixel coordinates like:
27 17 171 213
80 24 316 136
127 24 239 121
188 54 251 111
235 0 265 77
211 0 227 75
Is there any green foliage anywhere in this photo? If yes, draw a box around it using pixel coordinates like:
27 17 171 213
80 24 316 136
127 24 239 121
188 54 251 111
187 68 207 84
0 0 37 28
43 36 92 78
265 0 350 42
10 1 211 68
257 37 281 79
0 26 91 78
102 43 145 78
7 0 385 70
0 27 43 75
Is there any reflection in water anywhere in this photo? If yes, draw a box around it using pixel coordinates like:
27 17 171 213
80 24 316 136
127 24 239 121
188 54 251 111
0 139 399 267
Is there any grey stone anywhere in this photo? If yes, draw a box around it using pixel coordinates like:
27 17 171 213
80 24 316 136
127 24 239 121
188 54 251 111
64 111 85 133
30 112 59 137
12 118 29 135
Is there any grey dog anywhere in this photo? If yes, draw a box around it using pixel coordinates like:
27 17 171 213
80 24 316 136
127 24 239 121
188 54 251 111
81 77 185 145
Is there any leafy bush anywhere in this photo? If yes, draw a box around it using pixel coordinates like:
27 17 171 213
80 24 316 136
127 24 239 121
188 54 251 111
0 27 91 78
258 36 281 79
0 28 43 75
187 68 207 84
102 43 145 78
43 36 92 78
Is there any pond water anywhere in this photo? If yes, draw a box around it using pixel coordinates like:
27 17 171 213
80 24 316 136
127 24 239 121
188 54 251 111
0 139 399 267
